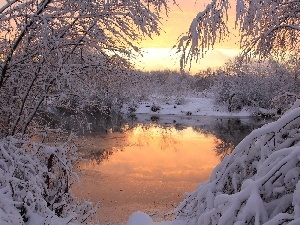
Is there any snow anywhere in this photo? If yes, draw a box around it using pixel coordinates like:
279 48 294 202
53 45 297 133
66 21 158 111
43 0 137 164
126 212 185 225
126 212 155 225
0 135 96 225
122 97 251 117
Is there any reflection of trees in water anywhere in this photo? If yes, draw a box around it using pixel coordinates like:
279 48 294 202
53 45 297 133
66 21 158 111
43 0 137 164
192 118 274 160
211 119 251 160
88 148 116 164
174 123 186 131
214 140 235 160
83 122 181 164
43 111 273 162
40 109 137 134
131 123 180 152
82 117 273 163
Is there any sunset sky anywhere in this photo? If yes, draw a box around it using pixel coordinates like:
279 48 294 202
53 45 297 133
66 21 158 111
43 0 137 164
136 0 240 74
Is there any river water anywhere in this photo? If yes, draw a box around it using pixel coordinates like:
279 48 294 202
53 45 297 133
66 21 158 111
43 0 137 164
50 112 272 224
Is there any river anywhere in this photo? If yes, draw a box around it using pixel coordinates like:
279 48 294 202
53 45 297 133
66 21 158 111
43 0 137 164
48 111 273 224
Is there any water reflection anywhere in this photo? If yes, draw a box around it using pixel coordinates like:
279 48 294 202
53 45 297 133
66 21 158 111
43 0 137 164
89 148 114 164
38 108 132 133
43 109 271 159
75 124 220 224
80 124 219 182
71 115 273 224
191 117 269 159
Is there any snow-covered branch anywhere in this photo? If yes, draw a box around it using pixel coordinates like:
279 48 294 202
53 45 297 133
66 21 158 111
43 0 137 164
178 0 300 68
177 0 230 69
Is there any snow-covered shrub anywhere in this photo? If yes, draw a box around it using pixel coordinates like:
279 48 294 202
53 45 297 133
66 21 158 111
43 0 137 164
211 58 299 114
174 97 186 105
132 70 197 102
126 101 139 114
0 134 96 224
48 53 132 115
174 103 300 224
212 72 261 112
271 92 299 116
151 104 161 112
191 71 215 93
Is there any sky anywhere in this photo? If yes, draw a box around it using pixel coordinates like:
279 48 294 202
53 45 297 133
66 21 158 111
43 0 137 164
135 0 240 74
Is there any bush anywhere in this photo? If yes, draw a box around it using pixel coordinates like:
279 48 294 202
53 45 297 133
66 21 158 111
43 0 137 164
0 133 96 224
211 58 300 114
151 104 161 112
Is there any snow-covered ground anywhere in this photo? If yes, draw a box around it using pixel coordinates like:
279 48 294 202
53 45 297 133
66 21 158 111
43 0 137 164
122 97 251 117
127 212 184 225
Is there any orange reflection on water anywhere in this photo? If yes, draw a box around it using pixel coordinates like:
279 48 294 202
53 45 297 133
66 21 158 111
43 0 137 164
76 124 220 224
81 125 219 182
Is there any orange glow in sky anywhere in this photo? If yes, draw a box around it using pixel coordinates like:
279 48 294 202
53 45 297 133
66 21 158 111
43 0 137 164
136 0 240 74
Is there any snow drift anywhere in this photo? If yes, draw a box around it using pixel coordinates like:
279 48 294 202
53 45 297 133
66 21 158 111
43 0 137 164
174 102 300 224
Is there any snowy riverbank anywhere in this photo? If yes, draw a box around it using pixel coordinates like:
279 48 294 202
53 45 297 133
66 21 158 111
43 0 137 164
121 97 252 117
